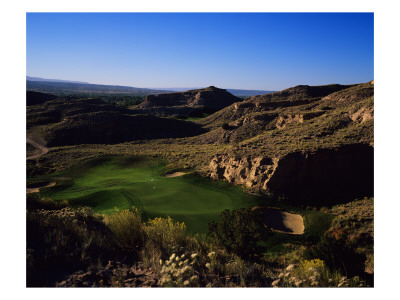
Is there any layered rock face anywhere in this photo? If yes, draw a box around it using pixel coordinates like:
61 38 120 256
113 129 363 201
209 155 277 190
209 143 373 206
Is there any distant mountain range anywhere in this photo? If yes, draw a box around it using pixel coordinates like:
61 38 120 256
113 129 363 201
26 78 171 96
26 76 275 97
26 76 90 84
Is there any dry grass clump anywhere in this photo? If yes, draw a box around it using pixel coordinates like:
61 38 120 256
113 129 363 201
159 253 198 287
271 259 366 287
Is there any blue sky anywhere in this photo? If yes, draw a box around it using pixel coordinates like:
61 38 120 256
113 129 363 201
26 13 373 90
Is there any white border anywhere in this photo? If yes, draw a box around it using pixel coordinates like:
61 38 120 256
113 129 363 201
2 0 399 299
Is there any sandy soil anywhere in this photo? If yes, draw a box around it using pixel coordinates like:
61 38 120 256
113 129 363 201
163 172 186 178
27 181 57 194
27 138 49 160
253 206 304 235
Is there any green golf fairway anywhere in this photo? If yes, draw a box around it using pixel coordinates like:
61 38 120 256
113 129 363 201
48 157 260 233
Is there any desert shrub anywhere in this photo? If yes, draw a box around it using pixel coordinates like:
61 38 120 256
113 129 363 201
223 256 270 287
221 122 230 130
305 235 367 277
142 216 188 269
202 252 273 287
208 208 270 259
318 115 351 136
103 207 146 251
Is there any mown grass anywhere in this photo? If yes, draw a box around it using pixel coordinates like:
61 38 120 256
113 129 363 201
39 156 261 233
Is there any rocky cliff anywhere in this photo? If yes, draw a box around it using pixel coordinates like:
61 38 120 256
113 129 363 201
209 143 373 206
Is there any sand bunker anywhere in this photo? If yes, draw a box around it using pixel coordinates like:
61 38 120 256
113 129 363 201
252 206 304 235
163 172 186 178
27 181 56 194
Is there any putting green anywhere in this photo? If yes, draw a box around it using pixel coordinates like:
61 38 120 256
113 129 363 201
47 157 260 233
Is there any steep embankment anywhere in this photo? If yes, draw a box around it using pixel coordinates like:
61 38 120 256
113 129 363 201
209 144 373 206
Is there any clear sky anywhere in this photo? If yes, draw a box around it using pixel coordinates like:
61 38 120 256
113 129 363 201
26 13 374 90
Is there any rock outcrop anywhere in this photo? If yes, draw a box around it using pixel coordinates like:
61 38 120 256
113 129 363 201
209 143 374 205
209 155 278 190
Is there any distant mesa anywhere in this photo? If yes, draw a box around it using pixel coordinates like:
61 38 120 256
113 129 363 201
138 86 241 110
26 78 171 96
26 76 90 84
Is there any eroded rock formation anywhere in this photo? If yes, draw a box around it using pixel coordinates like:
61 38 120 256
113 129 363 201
209 143 373 205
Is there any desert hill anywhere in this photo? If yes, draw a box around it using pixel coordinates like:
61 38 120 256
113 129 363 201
198 83 356 129
138 86 241 110
27 97 205 147
199 81 374 205
132 86 242 118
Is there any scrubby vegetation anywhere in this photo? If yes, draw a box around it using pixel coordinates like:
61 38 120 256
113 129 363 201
328 198 374 273
27 193 373 287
